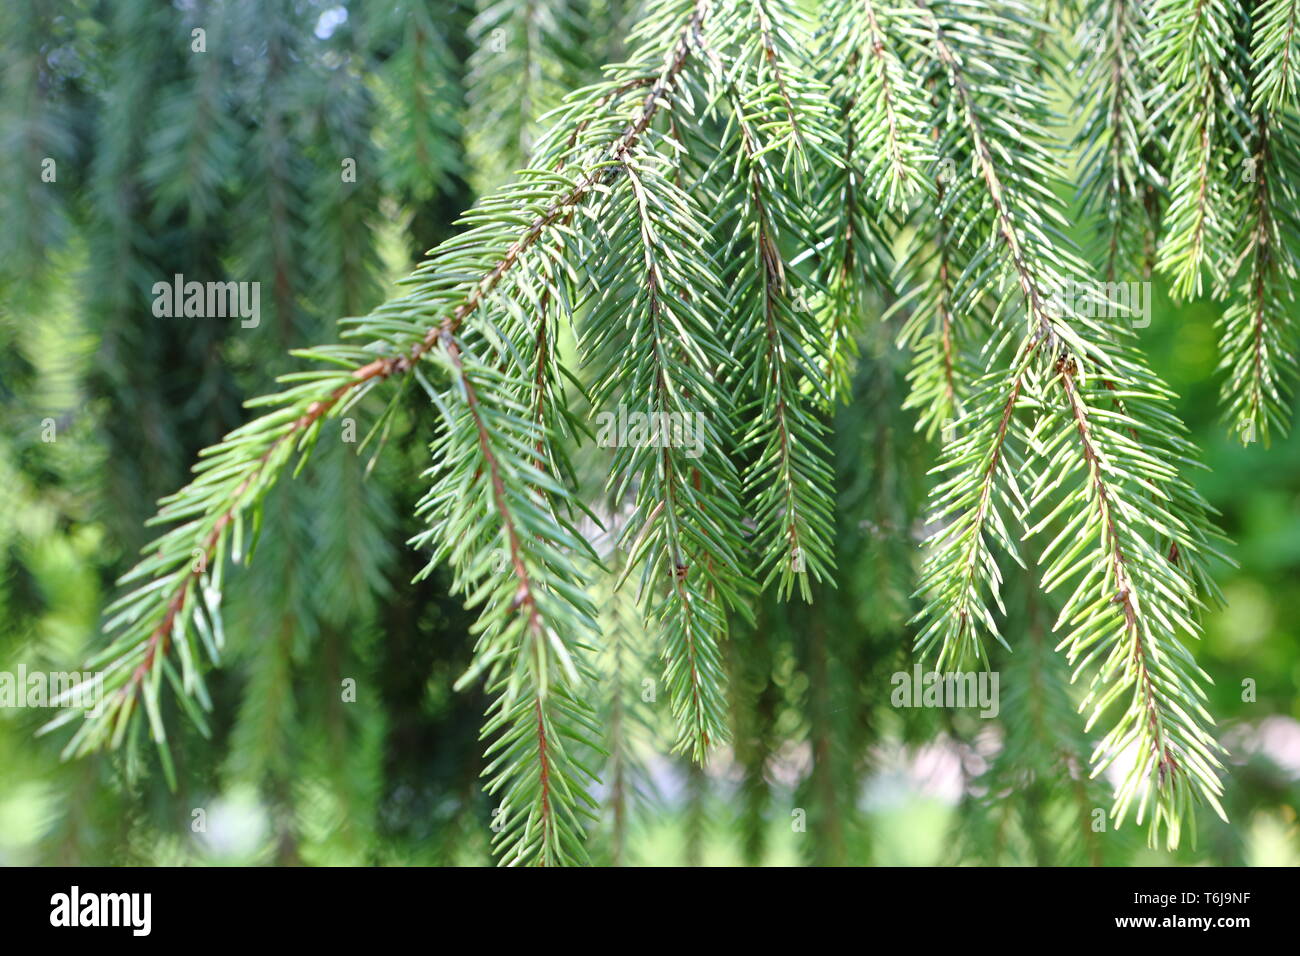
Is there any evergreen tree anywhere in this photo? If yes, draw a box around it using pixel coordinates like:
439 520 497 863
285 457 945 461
6 0 1300 867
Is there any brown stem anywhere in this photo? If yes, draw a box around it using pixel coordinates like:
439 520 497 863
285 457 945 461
1058 365 1173 786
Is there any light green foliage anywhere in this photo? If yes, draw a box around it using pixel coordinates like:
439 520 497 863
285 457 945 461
905 0 1232 848
1150 0 1246 299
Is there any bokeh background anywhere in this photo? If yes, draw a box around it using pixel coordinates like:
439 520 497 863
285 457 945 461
1 0 1297 865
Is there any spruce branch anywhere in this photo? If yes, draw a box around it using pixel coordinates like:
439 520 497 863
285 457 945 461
583 146 748 759
822 0 931 210
1150 0 1248 298
1217 116 1300 445
1022 352 1229 847
818 0 930 402
1216 6 1300 443
53 0 726 866
895 168 989 439
905 0 1230 845
908 0 1075 669
43 0 1252 862
913 353 1034 669
413 335 602 866
1250 0 1300 111
1074 0 1162 279
41 352 411 777
402 0 725 858
710 0 842 601
812 110 896 400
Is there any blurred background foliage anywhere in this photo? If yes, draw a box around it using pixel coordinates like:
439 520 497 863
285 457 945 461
0 0 1297 866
